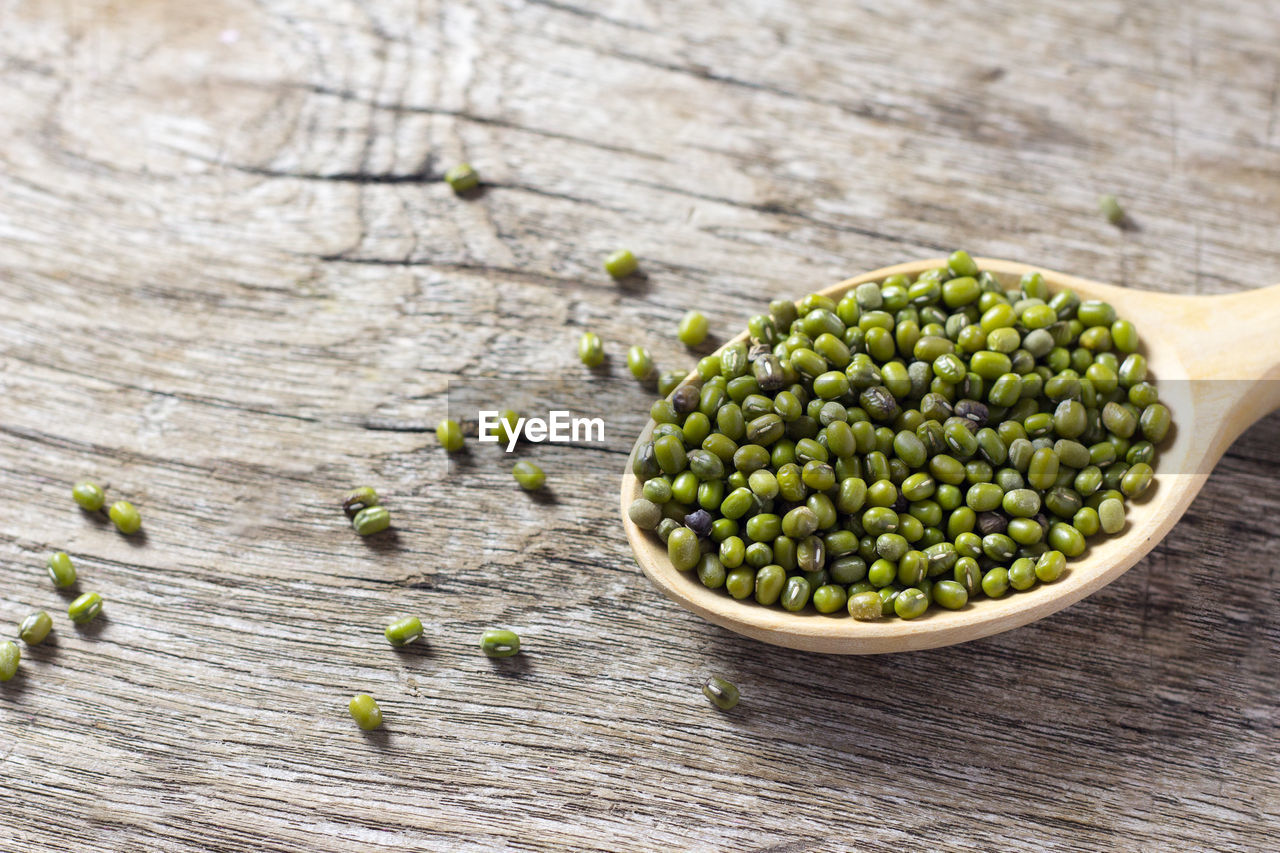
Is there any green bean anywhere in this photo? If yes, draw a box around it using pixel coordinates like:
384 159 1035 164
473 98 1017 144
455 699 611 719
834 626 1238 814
1140 404 1172 443
1121 462 1154 498
1044 486 1083 519
848 590 884 620
812 584 848 614
829 554 867 585
697 554 727 588
965 483 1004 512
444 163 479 193
969 350 1012 379
943 421 979 458
1002 559 1033 592
981 567 1009 598
1006 517 1043 545
947 250 979 277
710 518 738 542
1073 507 1100 537
436 420 465 452
68 592 103 625
47 551 77 588
725 567 754 599
1098 498 1126 534
1108 330 1138 365
893 587 929 619
703 675 741 710
108 501 142 535
1047 522 1086 557
698 356 723 382
72 481 105 512
1126 441 1155 466
1027 448 1060 490
931 579 969 610
953 556 982 595
384 617 424 647
667 527 701 571
762 301 795 334
1102 401 1137 438
480 628 521 658
353 505 392 535
782 506 820 539
0 641 19 682
1035 550 1066 582
578 332 604 367
982 533 1017 562
658 370 686 397
684 413 712 447
719 536 746 568
18 611 52 645
621 345 655 382
677 312 709 346
1021 304 1057 329
780 576 811 612
754 565 786 605
1098 194 1124 225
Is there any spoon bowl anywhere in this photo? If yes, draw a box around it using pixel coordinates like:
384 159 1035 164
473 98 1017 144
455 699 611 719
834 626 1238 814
621 258 1280 653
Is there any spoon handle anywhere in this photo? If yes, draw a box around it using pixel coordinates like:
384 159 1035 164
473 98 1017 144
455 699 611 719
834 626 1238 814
1162 283 1280 454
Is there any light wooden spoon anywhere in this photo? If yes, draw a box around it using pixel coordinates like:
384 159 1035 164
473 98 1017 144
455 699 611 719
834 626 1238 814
620 258 1280 653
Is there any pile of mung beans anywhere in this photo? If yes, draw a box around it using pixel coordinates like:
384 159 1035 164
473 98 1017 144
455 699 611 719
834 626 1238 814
627 251 1170 620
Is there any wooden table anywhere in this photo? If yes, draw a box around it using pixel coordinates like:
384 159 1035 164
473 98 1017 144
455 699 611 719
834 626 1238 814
2 1 1276 850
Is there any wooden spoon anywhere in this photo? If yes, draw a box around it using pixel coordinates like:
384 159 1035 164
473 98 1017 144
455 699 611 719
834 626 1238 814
620 258 1280 653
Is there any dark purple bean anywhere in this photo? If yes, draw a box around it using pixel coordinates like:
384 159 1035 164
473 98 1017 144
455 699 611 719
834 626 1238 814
753 355 787 391
859 386 900 422
977 511 1008 536
954 399 990 426
671 384 700 414
684 509 714 538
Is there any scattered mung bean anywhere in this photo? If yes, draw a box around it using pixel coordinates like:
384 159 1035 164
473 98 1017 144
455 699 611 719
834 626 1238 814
72 481 105 512
0 641 18 682
348 693 383 730
702 675 740 709
1098 194 1124 225
444 163 478 193
437 420 465 452
342 486 379 516
578 332 605 367
604 249 638 280
47 552 77 588
18 611 53 645
512 461 546 491
68 592 103 625
480 628 521 658
678 311 710 347
384 617 424 647
352 505 391 536
109 501 142 535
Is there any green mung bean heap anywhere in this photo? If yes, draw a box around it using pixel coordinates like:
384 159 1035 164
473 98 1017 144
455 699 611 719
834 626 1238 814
630 252 1169 620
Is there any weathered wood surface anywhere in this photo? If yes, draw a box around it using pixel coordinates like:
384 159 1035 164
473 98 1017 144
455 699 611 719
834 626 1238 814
0 1 1277 850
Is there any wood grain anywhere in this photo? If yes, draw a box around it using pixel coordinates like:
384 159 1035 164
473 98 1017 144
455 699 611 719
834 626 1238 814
0 0 1276 850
